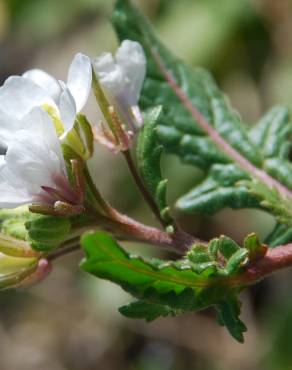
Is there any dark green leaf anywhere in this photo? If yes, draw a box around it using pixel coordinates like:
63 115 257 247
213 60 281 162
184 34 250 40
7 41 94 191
265 224 292 248
137 106 171 223
216 299 247 343
112 0 292 228
119 300 177 321
240 179 292 227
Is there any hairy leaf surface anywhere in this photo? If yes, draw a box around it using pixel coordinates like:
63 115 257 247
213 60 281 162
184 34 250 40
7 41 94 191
112 0 292 229
137 106 171 222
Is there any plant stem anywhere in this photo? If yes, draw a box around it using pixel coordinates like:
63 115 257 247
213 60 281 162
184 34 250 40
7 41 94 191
238 243 292 286
83 165 117 218
48 240 81 261
83 163 196 254
123 150 168 228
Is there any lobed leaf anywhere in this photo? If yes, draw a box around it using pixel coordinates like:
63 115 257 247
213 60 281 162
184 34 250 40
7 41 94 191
112 0 292 234
80 231 266 341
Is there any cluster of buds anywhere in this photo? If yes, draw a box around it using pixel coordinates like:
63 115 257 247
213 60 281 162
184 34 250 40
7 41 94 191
0 40 146 288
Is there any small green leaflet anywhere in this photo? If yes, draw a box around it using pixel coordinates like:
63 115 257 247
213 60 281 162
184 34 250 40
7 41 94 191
137 106 171 223
112 0 292 230
80 231 266 342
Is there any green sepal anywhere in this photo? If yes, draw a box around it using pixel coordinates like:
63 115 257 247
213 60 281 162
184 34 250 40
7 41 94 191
62 115 94 161
137 106 171 223
75 114 94 159
26 215 71 252
61 143 83 162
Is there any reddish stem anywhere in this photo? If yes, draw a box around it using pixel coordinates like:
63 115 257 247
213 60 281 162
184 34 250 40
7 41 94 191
239 243 292 285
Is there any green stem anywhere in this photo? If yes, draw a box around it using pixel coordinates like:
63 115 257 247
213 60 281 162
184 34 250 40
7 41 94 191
83 165 116 217
123 150 168 228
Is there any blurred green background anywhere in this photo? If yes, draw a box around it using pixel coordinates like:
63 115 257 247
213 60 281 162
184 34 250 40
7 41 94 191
1 0 292 369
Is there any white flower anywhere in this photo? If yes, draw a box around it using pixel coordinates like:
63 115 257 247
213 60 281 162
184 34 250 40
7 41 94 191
93 40 146 130
0 53 92 146
0 107 76 209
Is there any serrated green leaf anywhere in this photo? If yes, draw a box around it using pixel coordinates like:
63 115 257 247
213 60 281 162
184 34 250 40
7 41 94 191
119 300 177 321
216 299 247 343
265 224 292 248
176 164 258 214
112 0 292 229
240 179 292 227
137 106 171 223
81 231 224 312
26 215 71 252
80 231 266 341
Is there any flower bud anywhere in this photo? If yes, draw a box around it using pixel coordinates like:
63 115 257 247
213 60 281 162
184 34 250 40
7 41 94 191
92 40 146 152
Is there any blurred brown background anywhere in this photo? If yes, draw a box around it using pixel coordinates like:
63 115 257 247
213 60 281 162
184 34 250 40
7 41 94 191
1 0 292 369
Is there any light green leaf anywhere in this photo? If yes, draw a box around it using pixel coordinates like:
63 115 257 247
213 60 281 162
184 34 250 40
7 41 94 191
80 231 266 341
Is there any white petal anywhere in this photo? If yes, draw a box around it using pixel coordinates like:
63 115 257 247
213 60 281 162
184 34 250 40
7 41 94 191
0 163 33 208
66 53 92 112
116 40 146 104
3 107 64 188
59 88 77 132
93 52 127 96
6 139 51 188
0 76 57 119
0 109 21 147
23 69 62 103
0 185 32 208
21 107 65 167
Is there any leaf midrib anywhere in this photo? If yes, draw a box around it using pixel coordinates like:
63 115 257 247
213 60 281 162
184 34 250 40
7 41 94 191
88 238 214 289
